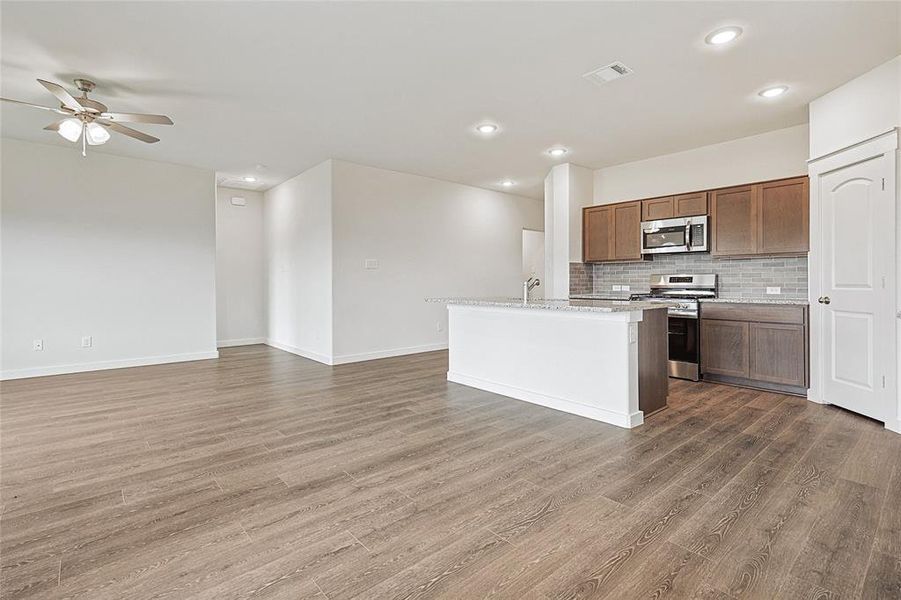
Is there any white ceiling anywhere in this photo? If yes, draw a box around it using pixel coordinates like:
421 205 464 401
2 2 898 198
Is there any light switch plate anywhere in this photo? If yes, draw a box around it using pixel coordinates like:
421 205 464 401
81 336 92 348
766 287 781 295
612 285 622 291
621 285 630 292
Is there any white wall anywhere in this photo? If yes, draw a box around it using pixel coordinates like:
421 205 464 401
216 186 265 346
809 56 901 160
592 124 809 205
1 138 217 379
263 160 333 363
330 160 543 363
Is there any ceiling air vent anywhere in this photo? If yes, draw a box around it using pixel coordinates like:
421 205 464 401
583 62 633 87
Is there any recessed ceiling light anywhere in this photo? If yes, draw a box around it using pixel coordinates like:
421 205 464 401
758 85 788 98
705 26 743 45
500 180 515 187
476 123 499 134
548 147 568 157
243 176 257 182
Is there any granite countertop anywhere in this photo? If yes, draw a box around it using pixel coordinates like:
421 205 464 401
569 292 638 301
426 297 677 313
699 298 809 305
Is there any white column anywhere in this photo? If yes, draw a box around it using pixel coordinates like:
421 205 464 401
543 163 594 298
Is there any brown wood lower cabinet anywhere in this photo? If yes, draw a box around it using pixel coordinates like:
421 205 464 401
700 303 808 395
700 319 749 378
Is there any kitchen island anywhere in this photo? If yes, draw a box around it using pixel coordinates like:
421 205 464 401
427 298 673 428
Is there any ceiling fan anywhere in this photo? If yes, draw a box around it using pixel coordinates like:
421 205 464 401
1 78 173 156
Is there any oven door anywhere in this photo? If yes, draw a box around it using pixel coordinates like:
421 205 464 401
641 221 689 255
667 315 699 381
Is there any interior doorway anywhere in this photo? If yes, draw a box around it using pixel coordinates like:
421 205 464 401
522 229 545 299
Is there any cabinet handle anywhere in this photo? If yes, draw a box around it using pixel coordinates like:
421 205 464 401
818 296 831 305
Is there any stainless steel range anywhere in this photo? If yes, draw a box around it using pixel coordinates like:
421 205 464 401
630 274 717 381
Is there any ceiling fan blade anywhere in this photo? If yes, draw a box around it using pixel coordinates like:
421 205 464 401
96 119 159 143
37 79 84 111
1 97 69 115
43 119 66 131
99 112 173 125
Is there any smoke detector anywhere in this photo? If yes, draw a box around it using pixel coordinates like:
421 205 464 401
583 62 634 87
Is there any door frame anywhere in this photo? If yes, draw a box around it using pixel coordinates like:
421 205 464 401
808 128 898 432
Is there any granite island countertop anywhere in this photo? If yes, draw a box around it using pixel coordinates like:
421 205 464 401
699 297 809 305
427 297 678 313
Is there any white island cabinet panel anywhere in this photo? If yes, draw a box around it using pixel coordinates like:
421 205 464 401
436 299 670 429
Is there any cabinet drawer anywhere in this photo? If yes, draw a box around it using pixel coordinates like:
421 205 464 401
700 303 806 325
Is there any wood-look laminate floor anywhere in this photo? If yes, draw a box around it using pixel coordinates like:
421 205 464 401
2 346 899 600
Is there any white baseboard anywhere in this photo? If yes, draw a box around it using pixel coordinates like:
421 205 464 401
217 337 266 348
0 350 220 381
885 419 901 435
265 339 334 365
331 343 447 365
447 371 643 429
265 339 447 366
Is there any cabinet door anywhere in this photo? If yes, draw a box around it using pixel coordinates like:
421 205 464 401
701 319 750 378
583 206 613 262
711 185 757 256
641 196 674 221
757 177 809 254
613 201 642 260
674 192 708 217
749 323 807 386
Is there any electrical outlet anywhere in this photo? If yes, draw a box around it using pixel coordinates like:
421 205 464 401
621 285 630 292
33 339 43 351
766 287 781 295
81 336 93 348
436 321 444 333
364 259 379 270
612 285 622 291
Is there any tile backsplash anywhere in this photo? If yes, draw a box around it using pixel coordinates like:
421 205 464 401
570 254 808 300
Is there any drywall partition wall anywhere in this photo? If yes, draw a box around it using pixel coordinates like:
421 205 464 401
592 124 809 205
216 186 265 346
263 160 334 363
809 55 900 159
330 160 543 364
1 138 217 379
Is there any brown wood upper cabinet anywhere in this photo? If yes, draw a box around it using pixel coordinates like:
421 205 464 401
711 176 808 257
612 201 641 260
640 192 708 221
582 201 641 262
583 205 613 262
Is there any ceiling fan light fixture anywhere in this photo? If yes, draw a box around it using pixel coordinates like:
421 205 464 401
85 122 110 145
57 118 83 142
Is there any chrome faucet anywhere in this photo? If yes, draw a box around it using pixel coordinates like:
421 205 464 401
523 277 541 303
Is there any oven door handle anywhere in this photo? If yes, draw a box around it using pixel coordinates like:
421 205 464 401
668 310 698 318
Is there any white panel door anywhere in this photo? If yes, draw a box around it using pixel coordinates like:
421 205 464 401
819 154 892 420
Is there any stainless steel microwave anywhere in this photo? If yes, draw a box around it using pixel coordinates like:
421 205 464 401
640 215 708 255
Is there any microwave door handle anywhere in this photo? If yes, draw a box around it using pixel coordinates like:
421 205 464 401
685 223 693 247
